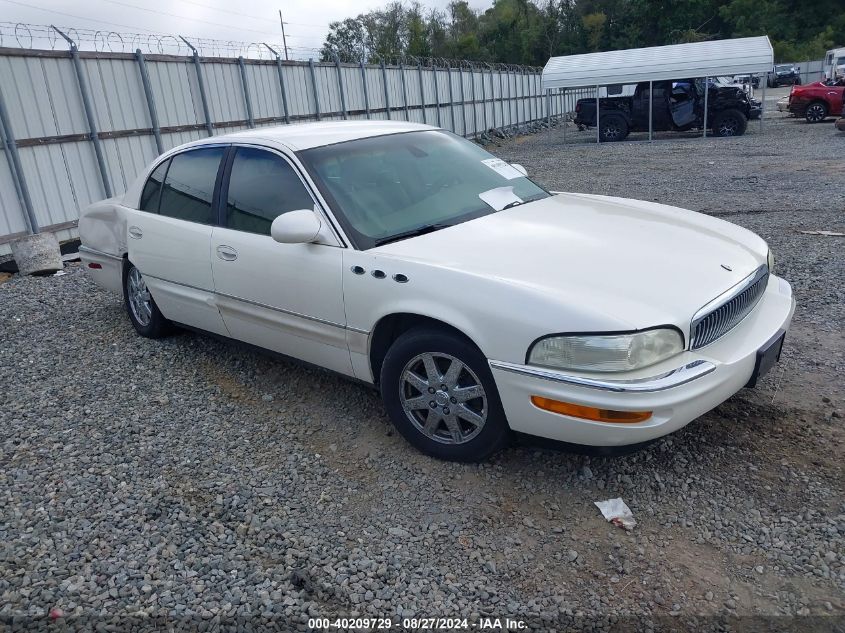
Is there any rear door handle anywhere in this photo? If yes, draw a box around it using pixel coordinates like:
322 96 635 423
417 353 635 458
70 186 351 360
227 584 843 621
128 226 143 239
216 245 238 261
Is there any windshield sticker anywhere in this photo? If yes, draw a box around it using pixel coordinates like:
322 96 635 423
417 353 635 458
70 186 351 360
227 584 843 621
481 158 523 180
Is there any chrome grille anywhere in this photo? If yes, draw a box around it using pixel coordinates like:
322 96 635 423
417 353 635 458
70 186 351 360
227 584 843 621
691 266 769 349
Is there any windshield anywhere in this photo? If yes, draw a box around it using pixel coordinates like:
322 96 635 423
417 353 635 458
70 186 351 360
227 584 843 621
775 65 792 72
298 130 549 249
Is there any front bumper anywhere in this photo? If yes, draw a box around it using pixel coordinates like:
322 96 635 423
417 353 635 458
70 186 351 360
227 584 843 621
488 275 795 447
749 102 762 119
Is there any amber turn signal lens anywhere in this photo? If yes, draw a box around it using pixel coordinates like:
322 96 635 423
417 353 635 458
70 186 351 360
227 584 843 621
530 396 652 423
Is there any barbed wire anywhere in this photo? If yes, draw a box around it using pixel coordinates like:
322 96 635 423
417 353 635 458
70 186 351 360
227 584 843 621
0 22 541 71
0 22 321 59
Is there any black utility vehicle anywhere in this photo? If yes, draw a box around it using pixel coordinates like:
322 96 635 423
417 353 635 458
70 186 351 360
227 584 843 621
574 79 762 142
767 64 801 87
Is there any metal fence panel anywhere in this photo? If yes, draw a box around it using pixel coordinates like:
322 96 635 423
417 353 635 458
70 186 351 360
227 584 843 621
0 47 548 249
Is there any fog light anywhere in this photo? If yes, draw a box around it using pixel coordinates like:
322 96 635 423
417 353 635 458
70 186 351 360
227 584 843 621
530 396 652 423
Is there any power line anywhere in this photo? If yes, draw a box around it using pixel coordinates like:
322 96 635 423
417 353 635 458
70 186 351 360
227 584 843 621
0 0 163 33
169 0 327 28
95 0 286 37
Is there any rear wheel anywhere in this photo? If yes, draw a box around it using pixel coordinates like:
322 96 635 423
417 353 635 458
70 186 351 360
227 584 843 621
804 101 828 123
599 115 629 142
123 262 171 338
380 328 510 462
712 109 747 137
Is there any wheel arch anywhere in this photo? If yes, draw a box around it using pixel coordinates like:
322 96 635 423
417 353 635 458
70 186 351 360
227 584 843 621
369 312 484 387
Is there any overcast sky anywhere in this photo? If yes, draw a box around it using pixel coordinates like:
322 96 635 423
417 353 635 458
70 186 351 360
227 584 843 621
0 0 490 57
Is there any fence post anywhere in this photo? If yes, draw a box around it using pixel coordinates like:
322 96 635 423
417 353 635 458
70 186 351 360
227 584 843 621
264 45 290 124
54 26 112 198
308 58 322 121
334 55 348 120
546 89 551 127
0 86 38 234
417 62 427 125
480 66 488 133
446 63 456 133
180 37 214 136
399 62 410 120
360 61 371 119
469 65 478 137
381 61 391 120
458 64 468 136
135 50 163 155
499 70 505 128
432 63 442 127
703 77 709 138
238 57 255 128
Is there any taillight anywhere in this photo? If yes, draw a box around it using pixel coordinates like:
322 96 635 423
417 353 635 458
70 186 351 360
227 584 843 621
88 263 102 269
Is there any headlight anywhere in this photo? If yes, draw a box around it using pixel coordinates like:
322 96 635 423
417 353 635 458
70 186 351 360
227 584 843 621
528 329 684 373
767 249 775 274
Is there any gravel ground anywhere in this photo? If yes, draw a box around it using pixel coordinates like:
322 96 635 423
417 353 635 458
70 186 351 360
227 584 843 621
1 101 844 631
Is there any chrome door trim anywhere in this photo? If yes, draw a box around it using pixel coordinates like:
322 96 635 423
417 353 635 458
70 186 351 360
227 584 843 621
488 359 716 393
79 245 123 261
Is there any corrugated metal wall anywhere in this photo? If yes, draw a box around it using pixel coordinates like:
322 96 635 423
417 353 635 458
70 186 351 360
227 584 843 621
0 48 555 254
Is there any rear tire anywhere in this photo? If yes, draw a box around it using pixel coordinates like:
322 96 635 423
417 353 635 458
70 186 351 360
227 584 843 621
123 262 171 338
599 115 629 142
804 101 828 123
712 109 747 137
380 328 510 462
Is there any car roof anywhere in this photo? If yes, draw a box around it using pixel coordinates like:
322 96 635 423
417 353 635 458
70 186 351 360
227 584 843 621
182 120 438 152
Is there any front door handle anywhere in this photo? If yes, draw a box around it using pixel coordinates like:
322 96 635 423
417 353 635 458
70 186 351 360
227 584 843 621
128 226 143 239
216 245 238 261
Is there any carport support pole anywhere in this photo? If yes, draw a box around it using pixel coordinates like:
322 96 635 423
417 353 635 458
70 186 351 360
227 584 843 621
562 88 566 144
595 84 600 144
703 76 709 138
760 80 766 131
648 80 653 142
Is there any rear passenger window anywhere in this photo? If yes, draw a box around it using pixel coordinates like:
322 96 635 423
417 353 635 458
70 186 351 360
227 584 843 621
159 147 224 224
139 159 169 212
226 147 314 235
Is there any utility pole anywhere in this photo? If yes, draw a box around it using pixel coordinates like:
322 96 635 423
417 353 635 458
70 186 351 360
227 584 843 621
279 10 289 61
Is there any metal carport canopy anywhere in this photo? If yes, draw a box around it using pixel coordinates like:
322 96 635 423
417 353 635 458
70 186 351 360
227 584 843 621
542 36 773 90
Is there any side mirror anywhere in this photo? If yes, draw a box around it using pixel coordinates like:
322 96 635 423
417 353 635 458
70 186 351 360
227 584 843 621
270 209 322 244
511 163 528 177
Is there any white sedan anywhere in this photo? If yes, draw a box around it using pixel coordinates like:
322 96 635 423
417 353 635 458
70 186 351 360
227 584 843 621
79 121 795 461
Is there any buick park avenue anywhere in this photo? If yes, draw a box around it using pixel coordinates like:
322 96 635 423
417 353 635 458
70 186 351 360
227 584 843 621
79 121 795 461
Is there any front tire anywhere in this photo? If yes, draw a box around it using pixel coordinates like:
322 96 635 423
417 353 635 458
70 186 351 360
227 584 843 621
380 328 510 462
804 101 828 123
123 262 171 338
712 109 747 137
599 115 629 142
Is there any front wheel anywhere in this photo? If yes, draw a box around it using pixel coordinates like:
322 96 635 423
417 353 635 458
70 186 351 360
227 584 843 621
712 109 748 137
380 328 510 462
599 116 629 142
804 101 828 123
123 262 171 338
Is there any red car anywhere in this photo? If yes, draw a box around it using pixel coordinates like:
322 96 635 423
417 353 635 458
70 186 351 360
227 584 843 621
788 80 845 123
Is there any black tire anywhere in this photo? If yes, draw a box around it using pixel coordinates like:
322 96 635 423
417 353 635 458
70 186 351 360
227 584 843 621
804 101 828 123
711 109 748 137
598 115 629 142
122 261 171 338
380 328 510 462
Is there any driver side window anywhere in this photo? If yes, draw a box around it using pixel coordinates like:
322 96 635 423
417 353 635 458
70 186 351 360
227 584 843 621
225 147 315 235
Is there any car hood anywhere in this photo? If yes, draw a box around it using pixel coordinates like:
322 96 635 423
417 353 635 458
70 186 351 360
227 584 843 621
372 193 768 332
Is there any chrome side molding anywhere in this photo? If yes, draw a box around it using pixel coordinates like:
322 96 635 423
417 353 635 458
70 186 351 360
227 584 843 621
488 359 716 393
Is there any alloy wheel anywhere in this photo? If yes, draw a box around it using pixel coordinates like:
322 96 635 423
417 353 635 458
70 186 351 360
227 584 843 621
806 104 826 122
718 118 739 136
399 352 488 445
127 267 152 327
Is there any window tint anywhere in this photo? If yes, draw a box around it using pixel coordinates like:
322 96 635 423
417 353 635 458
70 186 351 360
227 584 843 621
139 159 169 212
226 147 314 235
159 147 224 224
